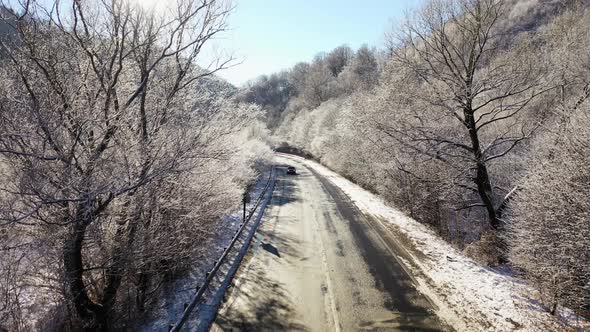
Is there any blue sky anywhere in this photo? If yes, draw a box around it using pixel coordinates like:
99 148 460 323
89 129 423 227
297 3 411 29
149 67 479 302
5 0 422 86
216 0 423 85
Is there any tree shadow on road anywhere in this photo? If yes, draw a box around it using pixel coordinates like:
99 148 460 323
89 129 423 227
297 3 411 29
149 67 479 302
270 168 315 207
357 312 447 332
215 263 308 331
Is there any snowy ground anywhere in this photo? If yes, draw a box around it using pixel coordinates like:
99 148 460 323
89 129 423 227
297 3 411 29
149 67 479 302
282 154 589 332
140 167 276 332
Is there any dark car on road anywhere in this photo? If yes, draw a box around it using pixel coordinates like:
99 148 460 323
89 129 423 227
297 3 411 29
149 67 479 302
287 166 297 175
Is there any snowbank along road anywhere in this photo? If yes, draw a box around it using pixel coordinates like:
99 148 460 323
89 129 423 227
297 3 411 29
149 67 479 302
211 155 449 331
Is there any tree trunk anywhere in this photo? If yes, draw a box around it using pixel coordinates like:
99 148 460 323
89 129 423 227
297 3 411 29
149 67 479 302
464 108 508 263
550 300 558 315
475 160 500 229
63 204 105 330
464 108 501 230
97 199 143 329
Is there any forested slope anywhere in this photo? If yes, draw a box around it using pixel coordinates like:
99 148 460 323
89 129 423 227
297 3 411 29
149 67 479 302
246 0 590 320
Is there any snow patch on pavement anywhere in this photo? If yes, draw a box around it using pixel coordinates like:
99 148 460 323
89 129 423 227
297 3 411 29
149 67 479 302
283 154 589 332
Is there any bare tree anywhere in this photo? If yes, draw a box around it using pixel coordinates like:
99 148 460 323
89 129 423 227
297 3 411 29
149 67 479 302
0 0 260 329
325 45 353 76
240 72 294 128
350 45 379 89
372 0 550 256
300 54 334 108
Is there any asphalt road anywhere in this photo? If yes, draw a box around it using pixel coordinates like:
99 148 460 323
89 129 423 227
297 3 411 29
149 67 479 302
212 155 446 332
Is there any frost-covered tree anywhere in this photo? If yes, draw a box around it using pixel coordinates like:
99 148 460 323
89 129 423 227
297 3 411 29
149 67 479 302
508 4 590 316
0 0 270 329
371 0 550 260
350 45 379 89
508 123 590 315
240 72 294 128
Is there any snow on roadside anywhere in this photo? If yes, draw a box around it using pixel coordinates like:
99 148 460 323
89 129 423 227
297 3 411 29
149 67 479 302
282 154 589 332
139 168 274 331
